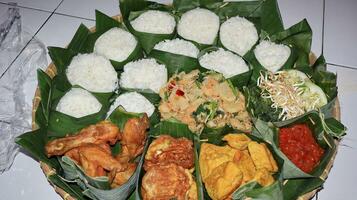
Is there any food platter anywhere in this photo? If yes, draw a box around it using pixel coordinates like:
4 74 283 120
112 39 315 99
18 0 347 200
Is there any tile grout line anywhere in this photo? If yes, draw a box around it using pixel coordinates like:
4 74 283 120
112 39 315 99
0 2 95 21
0 0 65 79
327 62 357 70
321 0 326 55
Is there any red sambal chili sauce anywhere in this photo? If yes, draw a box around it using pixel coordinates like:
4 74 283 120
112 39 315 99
279 123 325 173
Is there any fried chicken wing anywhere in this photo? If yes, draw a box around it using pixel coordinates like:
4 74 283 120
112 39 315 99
144 135 194 171
118 114 149 159
141 163 197 200
46 121 120 157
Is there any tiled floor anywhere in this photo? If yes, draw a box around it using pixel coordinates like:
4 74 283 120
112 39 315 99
0 0 356 199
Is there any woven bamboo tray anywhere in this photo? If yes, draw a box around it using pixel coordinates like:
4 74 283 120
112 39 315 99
31 15 341 200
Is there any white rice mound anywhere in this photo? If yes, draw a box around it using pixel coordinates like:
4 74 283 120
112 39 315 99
254 40 291 73
94 27 137 62
108 92 155 117
120 58 167 93
154 38 199 58
220 16 258 56
177 8 220 45
56 88 102 118
131 10 176 34
199 48 249 78
66 53 118 93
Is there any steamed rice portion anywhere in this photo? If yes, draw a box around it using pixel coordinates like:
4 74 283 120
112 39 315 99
220 16 258 56
108 92 155 117
177 8 219 45
56 88 102 118
66 53 118 93
154 38 199 58
120 58 167 93
199 48 249 78
254 40 291 73
131 10 176 34
94 27 137 62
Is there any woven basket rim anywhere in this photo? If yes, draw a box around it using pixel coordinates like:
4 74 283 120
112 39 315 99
31 15 341 200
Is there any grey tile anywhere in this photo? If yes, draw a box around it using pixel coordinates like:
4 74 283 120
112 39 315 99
0 0 62 11
278 0 324 56
56 0 118 20
324 0 357 68
318 65 357 199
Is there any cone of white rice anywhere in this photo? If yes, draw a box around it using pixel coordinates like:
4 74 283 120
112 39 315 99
130 10 176 34
120 58 167 93
220 16 258 56
94 27 138 62
153 38 199 58
254 40 291 73
177 8 220 45
66 53 118 93
199 48 249 78
107 92 155 117
56 88 102 118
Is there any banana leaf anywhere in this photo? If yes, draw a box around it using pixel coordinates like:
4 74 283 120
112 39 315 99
172 0 200 12
107 106 144 130
135 121 203 200
37 69 53 125
232 181 283 200
48 87 113 138
149 49 199 77
120 0 176 54
253 112 340 183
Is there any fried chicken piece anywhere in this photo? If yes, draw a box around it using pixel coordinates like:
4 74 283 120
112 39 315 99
144 135 194 171
141 163 197 200
117 114 149 159
65 143 111 164
67 144 127 177
109 162 137 188
45 121 120 157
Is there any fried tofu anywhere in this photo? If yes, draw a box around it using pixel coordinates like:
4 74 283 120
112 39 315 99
233 150 256 184
205 161 243 200
223 134 252 150
248 142 277 172
253 168 275 187
199 143 237 181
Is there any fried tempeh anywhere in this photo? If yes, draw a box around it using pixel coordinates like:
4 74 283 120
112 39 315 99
222 133 252 151
248 142 278 172
45 121 120 157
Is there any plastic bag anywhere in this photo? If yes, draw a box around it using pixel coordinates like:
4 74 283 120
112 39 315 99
0 4 47 173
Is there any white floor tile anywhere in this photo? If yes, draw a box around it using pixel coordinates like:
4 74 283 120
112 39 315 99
0 0 61 11
35 14 94 63
324 0 357 68
318 65 357 199
0 5 50 75
56 0 119 20
278 0 324 57
0 153 62 200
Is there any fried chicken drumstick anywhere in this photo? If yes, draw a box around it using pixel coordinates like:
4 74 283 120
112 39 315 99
45 121 120 157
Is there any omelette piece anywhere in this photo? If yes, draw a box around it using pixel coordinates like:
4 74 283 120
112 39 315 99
199 143 237 181
253 168 275 187
248 141 277 172
205 161 243 200
45 121 120 157
141 163 197 200
144 135 194 170
223 133 252 150
233 150 256 183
